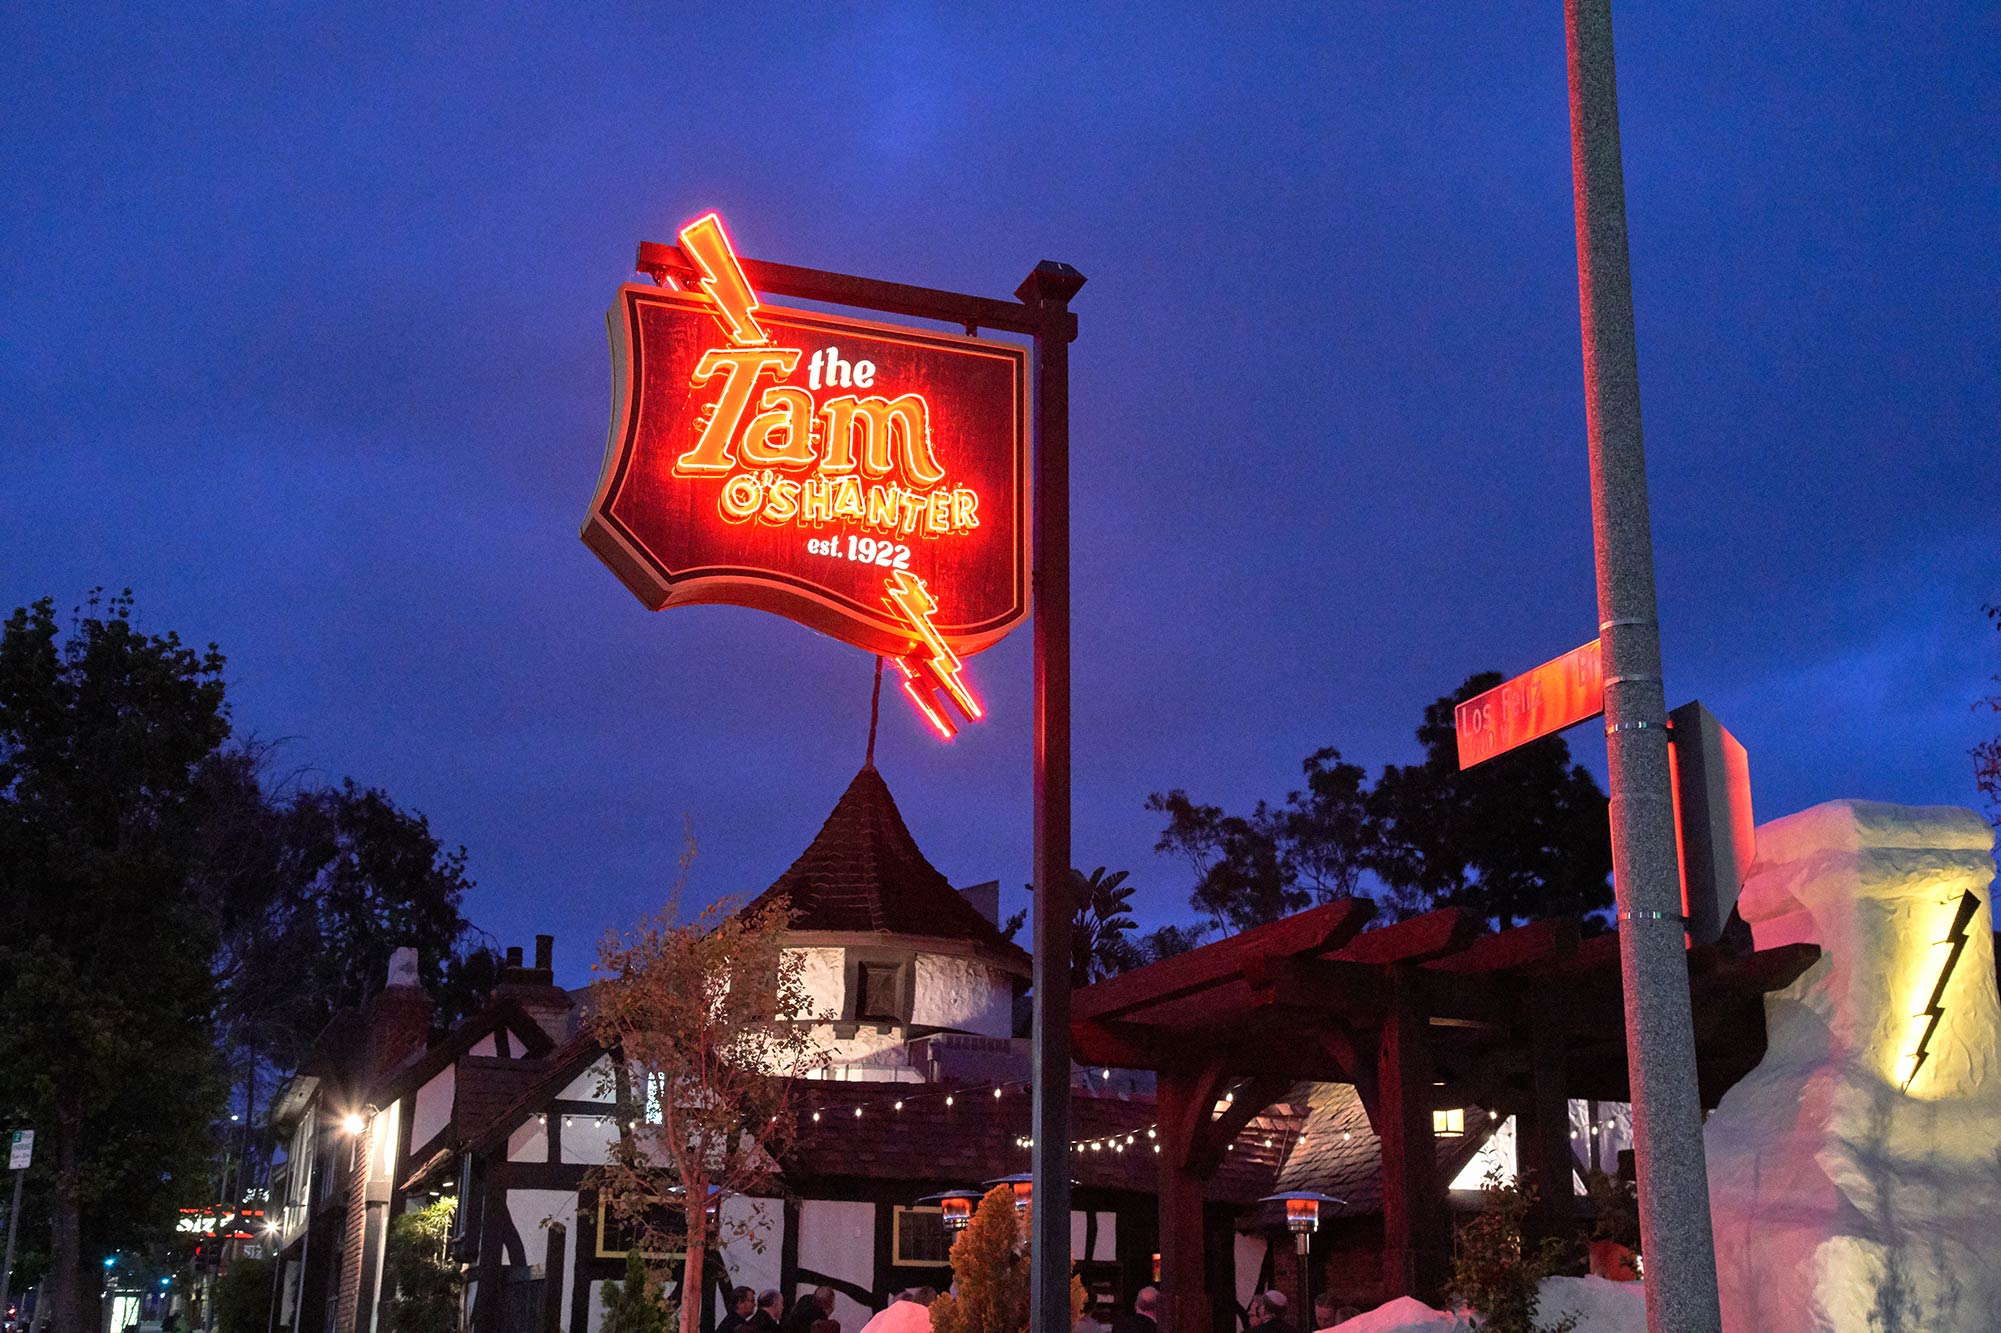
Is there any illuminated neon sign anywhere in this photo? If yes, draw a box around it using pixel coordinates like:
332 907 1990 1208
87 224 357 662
583 214 1030 734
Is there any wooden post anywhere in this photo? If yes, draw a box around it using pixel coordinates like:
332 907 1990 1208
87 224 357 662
1154 1068 1211 1333
1375 969 1447 1300
1522 987 1578 1248
540 1224 567 1333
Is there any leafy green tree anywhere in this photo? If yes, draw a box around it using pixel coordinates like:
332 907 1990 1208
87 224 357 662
382 1199 462 1333
212 1258 274 1333
1146 791 1304 932
599 1251 671 1333
1148 747 1373 932
0 593 229 1333
1370 674 1612 927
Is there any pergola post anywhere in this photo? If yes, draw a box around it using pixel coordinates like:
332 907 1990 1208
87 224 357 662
1154 1067 1213 1333
1522 985 1578 1248
1375 968 1448 1300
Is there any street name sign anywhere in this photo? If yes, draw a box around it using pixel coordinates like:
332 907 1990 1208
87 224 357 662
7 1130 29 1170
1454 638 1605 769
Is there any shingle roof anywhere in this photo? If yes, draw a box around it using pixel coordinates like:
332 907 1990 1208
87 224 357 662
1267 1082 1496 1218
742 765 1029 970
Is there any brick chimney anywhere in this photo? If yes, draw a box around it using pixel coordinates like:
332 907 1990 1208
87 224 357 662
364 946 433 1078
497 935 556 989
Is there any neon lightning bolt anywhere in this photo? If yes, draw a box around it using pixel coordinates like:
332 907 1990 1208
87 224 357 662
884 570 983 738
676 212 766 346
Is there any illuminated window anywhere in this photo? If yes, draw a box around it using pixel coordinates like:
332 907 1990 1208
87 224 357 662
1432 1108 1465 1138
891 1207 950 1267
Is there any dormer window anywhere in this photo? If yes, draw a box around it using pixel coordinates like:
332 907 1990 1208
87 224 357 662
858 963 902 1024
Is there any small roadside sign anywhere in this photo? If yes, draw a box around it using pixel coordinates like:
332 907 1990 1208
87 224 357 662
1454 638 1605 769
7 1130 30 1171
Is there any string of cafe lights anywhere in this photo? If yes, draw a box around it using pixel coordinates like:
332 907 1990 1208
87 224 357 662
547 1071 1327 1164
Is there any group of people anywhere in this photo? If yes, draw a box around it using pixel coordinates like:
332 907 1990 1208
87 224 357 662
716 1285 840 1333
715 1279 1354 1333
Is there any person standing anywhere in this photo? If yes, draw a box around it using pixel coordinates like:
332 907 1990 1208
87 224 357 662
782 1286 836 1333
750 1290 784 1333
1109 1286 1157 1333
719 1288 756 1333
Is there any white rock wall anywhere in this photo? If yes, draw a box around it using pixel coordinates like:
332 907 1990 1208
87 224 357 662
910 955 1013 1036
791 947 846 1022
1705 799 2001 1332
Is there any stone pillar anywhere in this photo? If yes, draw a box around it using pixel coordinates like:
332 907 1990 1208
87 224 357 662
1707 800 2001 1331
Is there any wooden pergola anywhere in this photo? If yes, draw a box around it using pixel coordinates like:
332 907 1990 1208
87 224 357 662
1071 899 1818 1333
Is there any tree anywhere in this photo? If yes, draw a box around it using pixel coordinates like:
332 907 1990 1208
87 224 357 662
1024 868 1143 986
1148 747 1374 932
1146 792 1304 932
1370 674 1613 927
0 593 230 1333
927 1186 1083 1333
586 898 827 1333
211 1258 274 1333
382 1198 463 1333
1974 603 2000 830
1445 1172 1578 1333
598 1252 671 1333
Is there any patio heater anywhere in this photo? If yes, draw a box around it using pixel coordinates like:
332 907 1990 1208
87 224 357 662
917 1190 984 1235
983 1173 1036 1214
1259 1192 1344 1315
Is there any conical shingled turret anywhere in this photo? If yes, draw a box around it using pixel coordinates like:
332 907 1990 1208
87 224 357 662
742 765 1029 974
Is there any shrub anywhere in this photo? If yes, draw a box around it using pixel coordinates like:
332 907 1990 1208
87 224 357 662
1446 1173 1578 1333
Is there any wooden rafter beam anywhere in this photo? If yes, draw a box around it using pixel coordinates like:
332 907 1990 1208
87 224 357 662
1074 897 1374 1024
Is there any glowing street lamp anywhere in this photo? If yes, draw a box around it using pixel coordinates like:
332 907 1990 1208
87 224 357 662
340 1112 366 1136
917 1190 983 1234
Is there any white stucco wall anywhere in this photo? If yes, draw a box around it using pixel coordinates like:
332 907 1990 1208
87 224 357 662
910 954 1013 1036
505 1189 576 1269
469 1034 498 1056
715 1196 784 1319
507 1117 547 1163
560 1058 614 1103
410 1067 454 1149
559 1113 619 1165
796 1200 874 1331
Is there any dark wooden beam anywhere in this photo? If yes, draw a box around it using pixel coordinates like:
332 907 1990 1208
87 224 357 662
1332 907 1482 965
1521 986 1578 1247
1074 898 1374 1024
1376 967 1449 1302
1424 916 1578 974
1187 1074 1294 1178
1155 1065 1223 1333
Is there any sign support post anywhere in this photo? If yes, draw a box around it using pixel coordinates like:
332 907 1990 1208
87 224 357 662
2 1129 30 1324
1020 261 1086 1333
1564 3 1723 1329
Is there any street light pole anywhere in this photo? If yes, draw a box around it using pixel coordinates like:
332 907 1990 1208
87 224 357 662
1563 3 1723 1330
1021 259 1086 1333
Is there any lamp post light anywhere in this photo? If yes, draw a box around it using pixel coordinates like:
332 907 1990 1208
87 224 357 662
1260 1192 1344 1318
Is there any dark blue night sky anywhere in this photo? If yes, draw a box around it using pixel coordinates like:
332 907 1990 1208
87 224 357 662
5 6 1994 980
